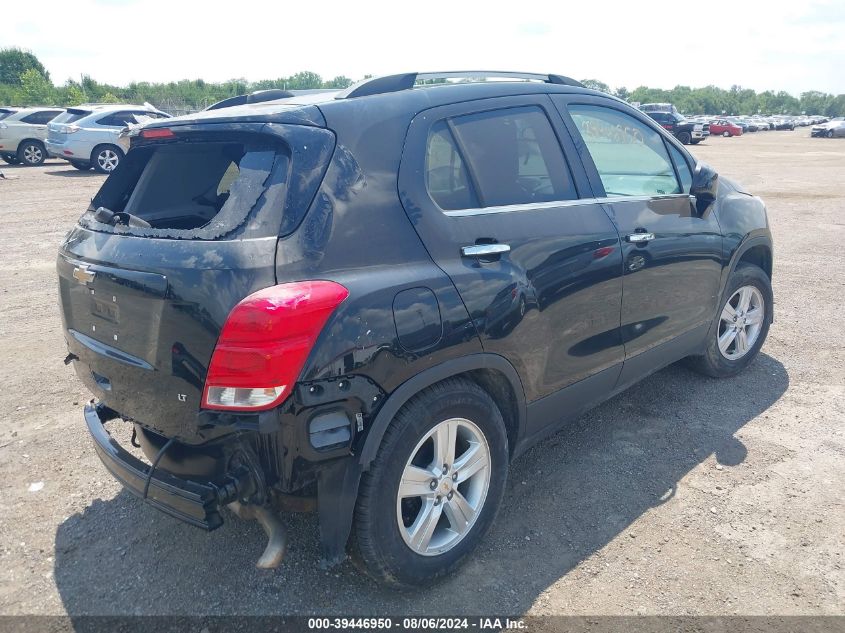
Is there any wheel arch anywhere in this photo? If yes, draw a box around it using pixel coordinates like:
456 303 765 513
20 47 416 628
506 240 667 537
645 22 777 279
358 353 527 467
713 233 774 336
18 137 45 150
315 353 527 568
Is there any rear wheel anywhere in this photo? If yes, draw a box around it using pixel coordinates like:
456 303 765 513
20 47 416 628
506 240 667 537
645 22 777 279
827 130 835 139
723 130 731 137
1 154 20 165
687 263 772 378
676 131 692 145
70 160 91 171
354 378 508 586
17 141 46 166
91 144 123 174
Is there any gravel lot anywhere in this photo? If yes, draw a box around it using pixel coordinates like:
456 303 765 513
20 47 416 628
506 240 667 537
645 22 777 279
0 130 843 617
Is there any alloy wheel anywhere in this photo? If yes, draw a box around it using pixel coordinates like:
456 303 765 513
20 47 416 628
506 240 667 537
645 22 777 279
97 149 120 172
396 417 491 556
22 144 43 165
717 285 765 360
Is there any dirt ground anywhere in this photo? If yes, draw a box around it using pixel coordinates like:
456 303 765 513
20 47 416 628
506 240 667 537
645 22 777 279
0 130 843 617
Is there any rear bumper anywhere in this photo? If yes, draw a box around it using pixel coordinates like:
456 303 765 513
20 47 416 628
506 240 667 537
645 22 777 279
84 402 229 530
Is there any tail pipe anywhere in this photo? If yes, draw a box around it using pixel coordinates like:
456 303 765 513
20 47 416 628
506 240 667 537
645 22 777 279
227 501 288 569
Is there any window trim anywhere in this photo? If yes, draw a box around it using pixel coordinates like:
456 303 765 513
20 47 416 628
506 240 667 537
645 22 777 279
442 193 693 217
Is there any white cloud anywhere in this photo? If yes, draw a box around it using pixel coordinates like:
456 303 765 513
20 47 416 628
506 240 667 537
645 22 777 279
5 0 844 94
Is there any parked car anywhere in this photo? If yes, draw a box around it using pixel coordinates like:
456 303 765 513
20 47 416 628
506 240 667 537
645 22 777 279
811 117 845 138
46 103 170 173
709 119 743 137
645 110 709 144
59 71 774 586
0 107 64 166
639 102 680 114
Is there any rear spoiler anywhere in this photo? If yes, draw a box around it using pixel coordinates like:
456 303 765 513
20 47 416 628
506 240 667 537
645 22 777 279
205 90 295 111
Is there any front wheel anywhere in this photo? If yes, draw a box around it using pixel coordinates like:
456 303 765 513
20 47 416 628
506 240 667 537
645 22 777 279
70 160 91 171
91 144 124 174
723 130 731 137
676 131 692 145
687 263 772 378
354 378 509 586
827 130 835 139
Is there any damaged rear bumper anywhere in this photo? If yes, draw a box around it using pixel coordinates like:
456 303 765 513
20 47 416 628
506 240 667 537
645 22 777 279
84 402 240 530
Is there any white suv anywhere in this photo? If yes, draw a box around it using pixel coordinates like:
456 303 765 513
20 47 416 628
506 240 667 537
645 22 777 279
0 107 64 166
46 103 170 173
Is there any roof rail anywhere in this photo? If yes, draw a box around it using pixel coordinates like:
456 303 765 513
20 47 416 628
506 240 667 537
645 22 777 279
205 89 296 111
337 71 584 99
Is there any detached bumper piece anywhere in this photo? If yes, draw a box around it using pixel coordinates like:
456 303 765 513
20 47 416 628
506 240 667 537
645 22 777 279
84 403 239 530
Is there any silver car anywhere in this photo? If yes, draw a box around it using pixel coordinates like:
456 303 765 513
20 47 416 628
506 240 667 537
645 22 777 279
46 103 170 173
811 117 845 138
0 107 64 166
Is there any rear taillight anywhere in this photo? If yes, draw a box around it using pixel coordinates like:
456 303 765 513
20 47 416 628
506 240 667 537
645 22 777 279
140 128 175 139
202 281 349 411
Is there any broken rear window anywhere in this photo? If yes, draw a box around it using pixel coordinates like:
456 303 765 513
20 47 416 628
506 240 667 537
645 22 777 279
81 138 290 240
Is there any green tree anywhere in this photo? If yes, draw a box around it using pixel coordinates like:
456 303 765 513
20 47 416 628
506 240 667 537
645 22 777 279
581 79 611 93
61 81 85 106
324 75 353 89
0 48 49 86
18 68 55 105
285 71 323 89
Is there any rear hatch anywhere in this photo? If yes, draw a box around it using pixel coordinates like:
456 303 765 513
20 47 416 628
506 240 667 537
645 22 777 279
58 118 335 441
48 108 92 142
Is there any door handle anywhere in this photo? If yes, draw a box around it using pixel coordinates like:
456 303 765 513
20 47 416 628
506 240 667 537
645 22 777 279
460 243 511 258
626 232 655 243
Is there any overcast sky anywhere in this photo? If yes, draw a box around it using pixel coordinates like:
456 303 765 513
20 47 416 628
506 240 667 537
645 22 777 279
7 0 844 95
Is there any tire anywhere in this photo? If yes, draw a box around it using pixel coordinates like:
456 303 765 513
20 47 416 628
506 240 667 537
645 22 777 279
17 140 46 166
70 160 91 171
723 130 731 137
687 263 773 378
1 154 20 165
827 130 835 139
676 131 692 145
91 144 124 174
354 378 509 586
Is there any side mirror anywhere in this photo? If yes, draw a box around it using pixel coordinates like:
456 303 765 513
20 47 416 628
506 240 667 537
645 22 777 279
690 162 719 203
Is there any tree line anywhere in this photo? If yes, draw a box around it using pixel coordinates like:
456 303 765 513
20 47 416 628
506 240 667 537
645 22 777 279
2 48 843 117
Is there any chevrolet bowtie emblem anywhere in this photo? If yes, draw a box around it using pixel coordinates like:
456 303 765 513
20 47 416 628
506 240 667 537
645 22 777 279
72 266 96 284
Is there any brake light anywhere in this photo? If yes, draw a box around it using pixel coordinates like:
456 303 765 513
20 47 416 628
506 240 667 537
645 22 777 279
140 128 175 139
202 281 349 411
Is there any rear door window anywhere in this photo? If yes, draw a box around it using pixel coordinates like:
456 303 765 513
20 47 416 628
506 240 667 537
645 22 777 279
20 110 60 125
568 105 681 197
424 106 577 210
97 111 135 127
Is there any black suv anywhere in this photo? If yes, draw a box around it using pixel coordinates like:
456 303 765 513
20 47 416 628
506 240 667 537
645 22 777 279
646 110 710 145
58 71 774 586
